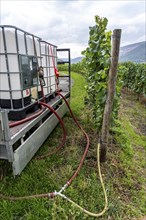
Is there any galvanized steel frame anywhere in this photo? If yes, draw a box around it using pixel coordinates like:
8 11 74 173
0 94 70 175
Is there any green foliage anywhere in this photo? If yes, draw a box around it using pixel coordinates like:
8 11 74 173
82 15 112 130
58 59 86 75
71 60 86 74
119 62 146 95
58 64 68 72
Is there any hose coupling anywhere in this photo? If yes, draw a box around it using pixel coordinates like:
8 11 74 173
48 192 56 199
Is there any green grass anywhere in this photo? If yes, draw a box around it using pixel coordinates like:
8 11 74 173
110 92 146 219
0 72 146 219
70 72 86 115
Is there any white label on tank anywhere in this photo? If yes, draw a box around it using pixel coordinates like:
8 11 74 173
23 89 30 97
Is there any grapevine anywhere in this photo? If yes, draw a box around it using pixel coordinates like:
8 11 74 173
82 15 112 130
119 62 146 95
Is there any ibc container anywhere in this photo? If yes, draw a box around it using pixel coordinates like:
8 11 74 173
0 25 58 120
0 26 41 119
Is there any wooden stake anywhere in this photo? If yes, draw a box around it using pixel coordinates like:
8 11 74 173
100 29 122 162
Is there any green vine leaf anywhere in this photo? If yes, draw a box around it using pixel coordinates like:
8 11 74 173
82 15 112 130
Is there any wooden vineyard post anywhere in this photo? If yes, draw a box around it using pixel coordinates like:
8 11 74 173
100 29 122 162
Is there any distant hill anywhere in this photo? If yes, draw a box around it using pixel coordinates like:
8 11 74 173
58 41 146 64
119 41 146 63
71 57 83 64
57 57 83 64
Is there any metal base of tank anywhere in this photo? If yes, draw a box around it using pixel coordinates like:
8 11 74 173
0 92 70 176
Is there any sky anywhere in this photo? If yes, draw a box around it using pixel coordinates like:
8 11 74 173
1 0 146 58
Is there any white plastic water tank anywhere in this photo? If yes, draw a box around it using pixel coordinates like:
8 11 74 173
0 26 41 109
0 26 58 111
